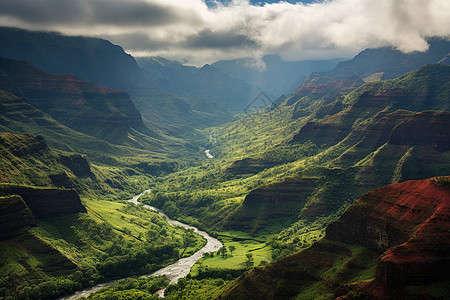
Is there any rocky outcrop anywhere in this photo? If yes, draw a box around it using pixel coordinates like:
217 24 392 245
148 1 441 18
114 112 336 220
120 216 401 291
290 89 399 147
291 76 364 101
0 184 86 218
219 178 450 299
333 110 450 183
291 121 348 147
0 195 36 240
327 177 450 289
223 178 318 233
225 157 278 175
0 133 48 157
355 110 415 149
48 172 76 189
388 111 450 151
291 64 450 150
374 180 450 288
58 153 92 176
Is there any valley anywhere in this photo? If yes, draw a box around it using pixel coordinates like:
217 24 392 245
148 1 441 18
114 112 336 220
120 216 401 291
0 11 449 300
61 190 221 299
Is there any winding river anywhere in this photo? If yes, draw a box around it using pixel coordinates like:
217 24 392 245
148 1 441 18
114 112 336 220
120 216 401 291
205 149 214 159
60 190 222 299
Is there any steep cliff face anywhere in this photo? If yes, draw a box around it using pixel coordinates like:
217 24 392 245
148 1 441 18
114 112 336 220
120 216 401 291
0 184 87 218
354 110 415 149
0 78 156 162
222 178 318 233
326 178 448 251
374 180 450 288
291 64 450 148
0 132 96 189
328 177 450 295
219 178 450 299
290 89 399 147
225 156 282 175
331 110 450 188
57 153 92 177
388 111 450 151
0 133 48 157
291 120 348 147
0 195 35 240
0 57 150 144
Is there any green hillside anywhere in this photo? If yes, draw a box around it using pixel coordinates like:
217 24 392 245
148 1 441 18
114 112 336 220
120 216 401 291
0 131 206 299
0 57 206 170
142 64 450 261
0 24 449 300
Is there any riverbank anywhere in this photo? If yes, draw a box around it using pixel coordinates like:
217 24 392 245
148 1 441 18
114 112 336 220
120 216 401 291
60 190 222 299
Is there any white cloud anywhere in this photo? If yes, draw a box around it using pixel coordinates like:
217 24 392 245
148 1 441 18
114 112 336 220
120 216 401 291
0 0 449 66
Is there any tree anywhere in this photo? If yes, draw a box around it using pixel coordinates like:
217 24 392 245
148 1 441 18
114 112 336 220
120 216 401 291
180 229 197 257
217 246 228 258
228 245 236 256
259 260 268 266
178 278 186 291
244 253 254 268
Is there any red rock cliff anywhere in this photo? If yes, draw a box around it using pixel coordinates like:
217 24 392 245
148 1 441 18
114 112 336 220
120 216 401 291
327 177 450 289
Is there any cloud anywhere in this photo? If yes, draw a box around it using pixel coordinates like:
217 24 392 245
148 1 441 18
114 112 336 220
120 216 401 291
183 30 256 50
0 0 202 26
0 0 449 66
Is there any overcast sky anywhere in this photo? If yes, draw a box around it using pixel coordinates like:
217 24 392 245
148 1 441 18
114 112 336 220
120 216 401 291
0 0 449 66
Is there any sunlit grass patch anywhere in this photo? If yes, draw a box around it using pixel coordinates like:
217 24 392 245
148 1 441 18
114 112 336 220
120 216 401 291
193 231 271 271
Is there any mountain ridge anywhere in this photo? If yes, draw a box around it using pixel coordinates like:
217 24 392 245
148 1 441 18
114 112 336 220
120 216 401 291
219 177 450 299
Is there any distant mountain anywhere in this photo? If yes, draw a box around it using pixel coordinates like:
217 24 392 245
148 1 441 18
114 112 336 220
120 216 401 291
137 57 260 113
0 27 152 91
327 37 450 80
277 39 450 119
292 64 450 146
220 177 450 299
0 57 154 144
0 57 184 163
294 38 450 91
131 87 232 138
219 64 450 235
138 55 340 113
0 27 246 131
211 55 342 97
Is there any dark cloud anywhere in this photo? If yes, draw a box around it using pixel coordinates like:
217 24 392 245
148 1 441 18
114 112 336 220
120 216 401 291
92 0 184 26
104 32 174 51
0 0 201 27
105 29 257 53
183 29 256 49
0 0 448 66
0 0 86 24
